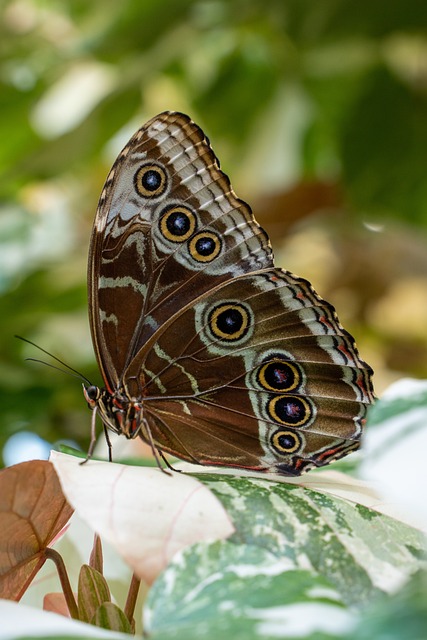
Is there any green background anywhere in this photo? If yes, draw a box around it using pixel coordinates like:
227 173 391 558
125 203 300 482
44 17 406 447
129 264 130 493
1 0 427 461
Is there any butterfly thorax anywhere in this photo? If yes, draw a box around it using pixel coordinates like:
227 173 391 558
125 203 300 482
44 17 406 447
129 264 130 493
83 384 143 439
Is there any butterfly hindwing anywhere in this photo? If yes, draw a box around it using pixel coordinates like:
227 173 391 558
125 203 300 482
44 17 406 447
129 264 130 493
123 268 373 475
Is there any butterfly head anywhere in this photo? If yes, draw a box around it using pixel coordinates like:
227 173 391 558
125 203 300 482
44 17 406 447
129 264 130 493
83 384 142 439
83 384 100 408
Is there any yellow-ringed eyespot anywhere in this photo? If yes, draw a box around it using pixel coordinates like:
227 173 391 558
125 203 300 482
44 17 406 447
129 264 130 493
159 205 197 242
134 163 168 198
267 395 313 427
271 429 302 454
188 231 222 262
257 360 301 392
208 302 251 342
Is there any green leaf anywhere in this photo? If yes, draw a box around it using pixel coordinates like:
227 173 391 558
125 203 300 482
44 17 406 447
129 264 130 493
92 601 133 634
195 473 425 607
89 534 104 574
361 378 427 531
146 541 354 640
348 570 427 640
144 469 426 638
366 378 427 428
78 564 111 623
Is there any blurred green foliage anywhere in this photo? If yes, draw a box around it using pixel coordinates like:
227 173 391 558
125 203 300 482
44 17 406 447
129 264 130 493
1 0 427 461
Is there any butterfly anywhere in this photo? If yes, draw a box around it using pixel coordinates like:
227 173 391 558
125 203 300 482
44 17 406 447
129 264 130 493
84 111 374 476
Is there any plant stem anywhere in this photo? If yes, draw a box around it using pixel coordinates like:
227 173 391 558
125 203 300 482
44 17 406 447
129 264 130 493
45 547 79 620
124 573 141 623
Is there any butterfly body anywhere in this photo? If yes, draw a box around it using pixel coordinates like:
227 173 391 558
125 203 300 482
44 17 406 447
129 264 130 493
87 112 374 475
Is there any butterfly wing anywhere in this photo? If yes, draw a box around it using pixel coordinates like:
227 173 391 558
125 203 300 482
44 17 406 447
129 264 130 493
89 112 272 392
89 111 374 474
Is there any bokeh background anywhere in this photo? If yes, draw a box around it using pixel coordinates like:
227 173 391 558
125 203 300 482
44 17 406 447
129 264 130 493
1 0 427 465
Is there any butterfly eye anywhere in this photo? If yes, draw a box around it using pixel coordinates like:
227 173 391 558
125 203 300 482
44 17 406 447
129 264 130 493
257 361 301 393
271 429 302 454
188 231 222 263
267 395 313 427
84 385 99 402
134 163 168 198
160 205 197 242
208 302 251 342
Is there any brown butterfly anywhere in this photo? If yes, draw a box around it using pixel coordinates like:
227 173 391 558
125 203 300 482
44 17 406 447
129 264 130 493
84 112 374 475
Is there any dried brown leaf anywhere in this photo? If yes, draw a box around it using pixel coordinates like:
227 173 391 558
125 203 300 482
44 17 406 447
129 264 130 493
0 460 74 600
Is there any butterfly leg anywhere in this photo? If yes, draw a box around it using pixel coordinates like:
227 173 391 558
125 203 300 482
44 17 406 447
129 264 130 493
159 449 182 473
81 408 114 463
104 424 113 462
80 406 99 465
142 416 173 476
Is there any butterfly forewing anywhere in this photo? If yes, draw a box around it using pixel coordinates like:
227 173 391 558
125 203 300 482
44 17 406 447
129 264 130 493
89 112 273 390
88 111 374 475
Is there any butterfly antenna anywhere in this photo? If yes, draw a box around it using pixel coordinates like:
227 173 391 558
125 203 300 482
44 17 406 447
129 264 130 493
15 335 92 386
25 358 91 383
